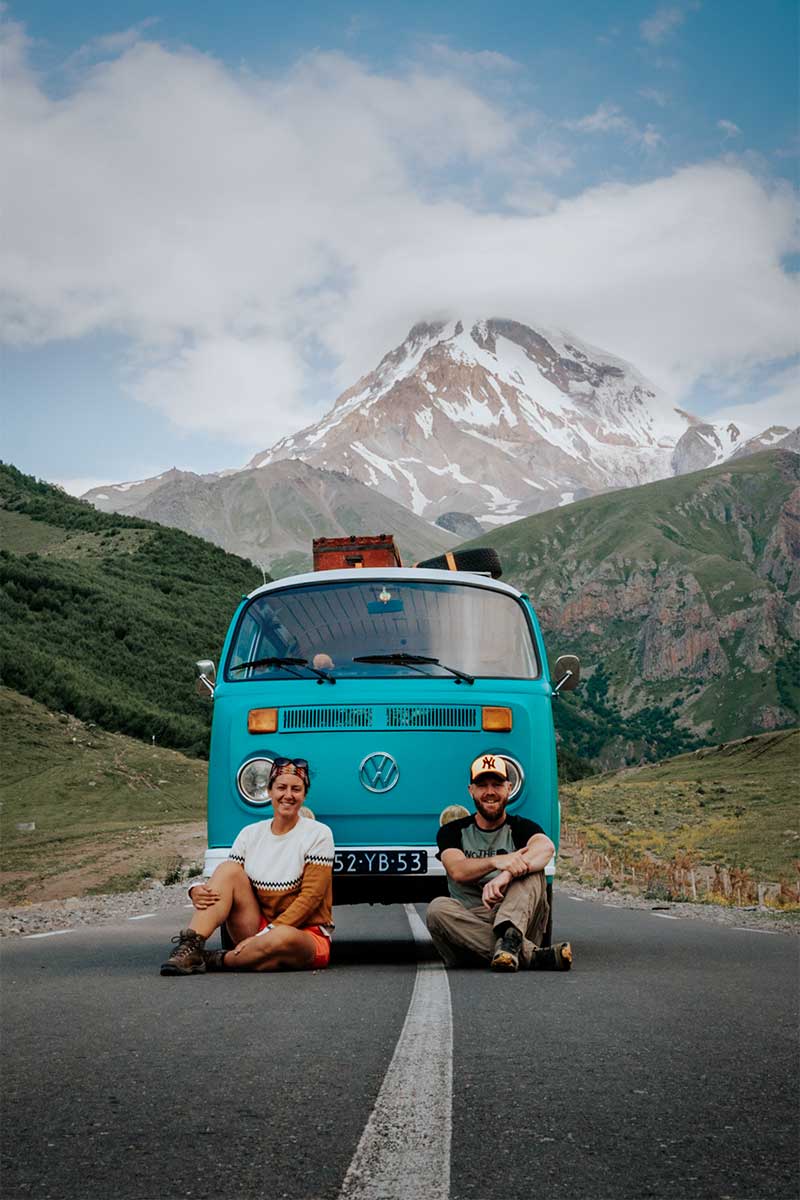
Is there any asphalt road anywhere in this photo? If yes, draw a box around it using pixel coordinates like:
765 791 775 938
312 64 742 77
1 895 797 1200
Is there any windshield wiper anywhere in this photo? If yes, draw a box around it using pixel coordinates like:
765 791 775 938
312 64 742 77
230 656 335 684
352 652 474 685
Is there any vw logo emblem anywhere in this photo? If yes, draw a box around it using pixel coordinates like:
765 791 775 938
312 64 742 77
359 752 400 794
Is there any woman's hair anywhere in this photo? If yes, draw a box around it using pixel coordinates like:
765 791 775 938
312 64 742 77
267 758 310 792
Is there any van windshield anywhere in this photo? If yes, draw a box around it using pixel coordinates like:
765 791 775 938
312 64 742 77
226 579 539 681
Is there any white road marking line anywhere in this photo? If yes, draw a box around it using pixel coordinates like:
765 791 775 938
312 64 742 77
566 895 585 902
652 913 679 920
23 929 74 939
127 913 157 921
732 927 780 935
338 904 452 1200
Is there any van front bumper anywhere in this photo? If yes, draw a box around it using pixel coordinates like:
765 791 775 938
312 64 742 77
202 844 448 905
202 846 555 906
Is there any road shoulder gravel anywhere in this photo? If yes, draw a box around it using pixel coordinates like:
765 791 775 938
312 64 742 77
0 880 191 937
0 877 797 937
559 879 799 935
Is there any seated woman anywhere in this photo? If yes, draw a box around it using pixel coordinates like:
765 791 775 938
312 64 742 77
160 758 334 975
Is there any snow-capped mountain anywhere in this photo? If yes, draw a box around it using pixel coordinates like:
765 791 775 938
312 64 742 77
249 318 791 525
84 318 797 549
670 417 799 476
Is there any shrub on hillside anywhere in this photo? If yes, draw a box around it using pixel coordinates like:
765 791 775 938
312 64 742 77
0 464 263 756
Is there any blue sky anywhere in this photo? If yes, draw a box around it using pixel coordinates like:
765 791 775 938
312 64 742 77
2 1 798 493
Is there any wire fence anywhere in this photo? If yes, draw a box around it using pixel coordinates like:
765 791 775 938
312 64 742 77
560 830 800 908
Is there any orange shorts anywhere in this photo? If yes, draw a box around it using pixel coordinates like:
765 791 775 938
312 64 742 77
255 917 331 969
303 925 332 970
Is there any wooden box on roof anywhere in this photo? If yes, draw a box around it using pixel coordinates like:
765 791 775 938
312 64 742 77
312 534 402 571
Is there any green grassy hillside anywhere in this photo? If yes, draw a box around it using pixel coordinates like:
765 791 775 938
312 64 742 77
0 463 262 755
559 728 799 903
459 450 799 767
0 687 207 903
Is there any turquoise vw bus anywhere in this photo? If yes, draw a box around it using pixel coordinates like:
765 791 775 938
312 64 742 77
195 550 579 938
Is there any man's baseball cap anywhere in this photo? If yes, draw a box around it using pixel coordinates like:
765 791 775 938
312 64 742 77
470 753 509 782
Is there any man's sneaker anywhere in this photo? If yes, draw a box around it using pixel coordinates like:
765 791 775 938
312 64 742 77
160 928 207 975
530 941 573 971
491 925 523 972
202 949 228 971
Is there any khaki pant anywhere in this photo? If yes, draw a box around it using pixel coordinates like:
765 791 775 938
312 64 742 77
426 872 549 967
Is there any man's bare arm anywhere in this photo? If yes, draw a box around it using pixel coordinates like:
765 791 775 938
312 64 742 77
441 847 527 883
521 833 555 872
442 833 554 886
480 835 554 906
441 848 502 883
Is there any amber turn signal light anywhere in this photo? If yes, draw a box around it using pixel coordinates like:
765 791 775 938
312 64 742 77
248 708 278 733
482 706 512 732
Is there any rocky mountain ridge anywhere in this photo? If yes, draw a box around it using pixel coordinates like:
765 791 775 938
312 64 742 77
85 458 455 577
459 448 800 765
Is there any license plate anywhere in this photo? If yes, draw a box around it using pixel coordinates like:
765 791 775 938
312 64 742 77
333 850 428 875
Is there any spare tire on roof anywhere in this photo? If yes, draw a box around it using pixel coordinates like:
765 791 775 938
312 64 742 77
415 547 502 579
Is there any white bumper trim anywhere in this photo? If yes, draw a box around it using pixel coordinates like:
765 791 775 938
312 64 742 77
203 846 557 879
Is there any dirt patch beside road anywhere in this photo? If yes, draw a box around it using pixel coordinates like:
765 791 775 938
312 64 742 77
0 821 207 904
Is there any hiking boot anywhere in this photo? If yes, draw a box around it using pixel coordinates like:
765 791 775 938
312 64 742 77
202 948 228 971
160 928 207 975
491 925 523 972
530 941 573 971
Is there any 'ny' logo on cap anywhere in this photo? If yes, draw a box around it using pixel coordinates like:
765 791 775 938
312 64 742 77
482 755 497 770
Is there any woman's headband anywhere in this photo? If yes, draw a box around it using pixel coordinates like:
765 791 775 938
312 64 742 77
268 759 310 789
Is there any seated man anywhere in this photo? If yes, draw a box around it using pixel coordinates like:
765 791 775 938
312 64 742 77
426 753 572 973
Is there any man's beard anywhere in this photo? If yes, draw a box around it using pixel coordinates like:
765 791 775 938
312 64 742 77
474 793 508 824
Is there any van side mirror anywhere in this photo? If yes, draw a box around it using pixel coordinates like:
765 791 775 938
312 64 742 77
553 655 580 693
196 659 216 698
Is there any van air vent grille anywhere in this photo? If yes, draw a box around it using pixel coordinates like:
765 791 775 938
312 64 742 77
386 705 479 730
282 707 374 731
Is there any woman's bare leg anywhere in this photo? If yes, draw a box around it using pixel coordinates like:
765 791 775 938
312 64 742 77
188 862 262 940
226 925 318 971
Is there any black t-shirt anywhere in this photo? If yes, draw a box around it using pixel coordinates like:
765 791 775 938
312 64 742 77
436 814 545 907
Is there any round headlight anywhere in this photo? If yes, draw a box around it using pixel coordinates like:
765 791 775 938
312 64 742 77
237 757 274 805
502 756 524 800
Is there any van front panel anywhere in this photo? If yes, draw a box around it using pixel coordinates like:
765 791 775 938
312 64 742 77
203 569 559 896
207 678 557 851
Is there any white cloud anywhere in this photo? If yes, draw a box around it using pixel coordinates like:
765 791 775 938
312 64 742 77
563 103 663 148
132 337 309 440
324 165 799 405
565 103 630 135
0 16 797 450
428 43 520 72
717 119 742 139
66 18 160 66
641 6 687 45
640 87 670 107
705 362 800 432
640 124 663 148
